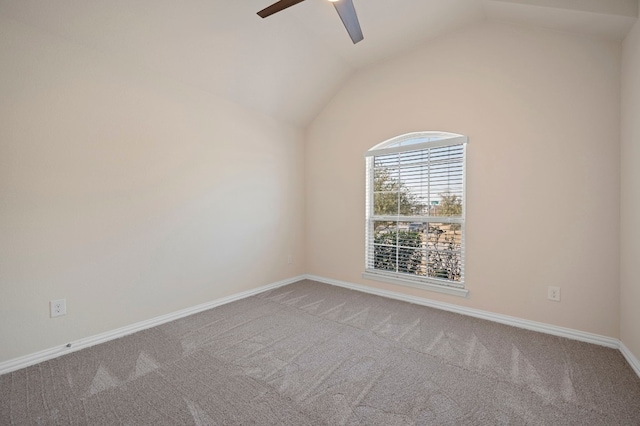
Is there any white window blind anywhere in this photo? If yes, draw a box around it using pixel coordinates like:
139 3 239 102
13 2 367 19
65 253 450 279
364 132 467 291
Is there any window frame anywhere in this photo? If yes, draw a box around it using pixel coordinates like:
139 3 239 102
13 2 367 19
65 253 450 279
362 132 469 297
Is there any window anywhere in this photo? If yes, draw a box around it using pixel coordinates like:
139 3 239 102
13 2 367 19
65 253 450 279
363 132 468 297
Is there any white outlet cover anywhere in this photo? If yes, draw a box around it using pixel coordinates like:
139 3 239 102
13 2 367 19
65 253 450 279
547 287 561 302
50 299 67 317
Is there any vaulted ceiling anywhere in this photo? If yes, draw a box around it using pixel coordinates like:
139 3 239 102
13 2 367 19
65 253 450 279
0 0 637 126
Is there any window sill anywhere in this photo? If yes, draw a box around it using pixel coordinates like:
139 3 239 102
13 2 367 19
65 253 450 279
362 271 469 298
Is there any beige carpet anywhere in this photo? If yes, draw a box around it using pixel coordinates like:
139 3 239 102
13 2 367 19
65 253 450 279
1 279 639 425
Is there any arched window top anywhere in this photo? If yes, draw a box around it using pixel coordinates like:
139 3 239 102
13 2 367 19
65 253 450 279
365 131 467 157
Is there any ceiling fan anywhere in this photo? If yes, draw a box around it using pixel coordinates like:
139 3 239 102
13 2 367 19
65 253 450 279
258 0 364 44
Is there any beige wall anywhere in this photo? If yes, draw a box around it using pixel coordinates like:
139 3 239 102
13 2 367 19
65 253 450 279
0 17 305 362
621 18 640 360
306 22 621 337
0 11 632 366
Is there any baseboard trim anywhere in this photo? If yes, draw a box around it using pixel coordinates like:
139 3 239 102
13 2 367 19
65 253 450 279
0 275 304 376
304 274 620 349
620 341 640 378
4 274 638 380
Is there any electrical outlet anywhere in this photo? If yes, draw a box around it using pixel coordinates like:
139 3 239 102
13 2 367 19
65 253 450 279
547 287 561 302
287 254 293 264
50 299 67 317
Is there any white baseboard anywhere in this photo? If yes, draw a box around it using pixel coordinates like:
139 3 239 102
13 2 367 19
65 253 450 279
304 274 621 349
305 274 640 379
620 341 640 378
307 275 640 380
0 275 304 376
4 274 639 381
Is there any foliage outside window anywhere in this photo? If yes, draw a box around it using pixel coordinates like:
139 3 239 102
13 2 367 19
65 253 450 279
364 132 467 290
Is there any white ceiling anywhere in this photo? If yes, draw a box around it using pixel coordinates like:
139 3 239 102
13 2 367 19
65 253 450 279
0 0 637 126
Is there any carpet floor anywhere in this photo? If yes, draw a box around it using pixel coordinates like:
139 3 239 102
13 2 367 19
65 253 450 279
1 279 639 425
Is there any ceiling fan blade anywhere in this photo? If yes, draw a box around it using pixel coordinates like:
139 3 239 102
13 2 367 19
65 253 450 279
333 0 363 44
258 0 306 18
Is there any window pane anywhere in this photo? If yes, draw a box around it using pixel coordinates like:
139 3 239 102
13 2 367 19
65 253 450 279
372 221 429 276
429 145 464 218
429 191 463 217
373 192 399 215
398 151 430 216
397 145 464 218
373 160 421 215
397 222 426 276
373 221 397 271
426 223 462 281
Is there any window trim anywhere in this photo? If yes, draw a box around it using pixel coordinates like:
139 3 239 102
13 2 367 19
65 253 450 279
364 131 468 297
361 271 469 297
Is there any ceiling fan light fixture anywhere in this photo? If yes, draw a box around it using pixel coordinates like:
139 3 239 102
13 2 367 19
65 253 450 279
258 0 363 44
